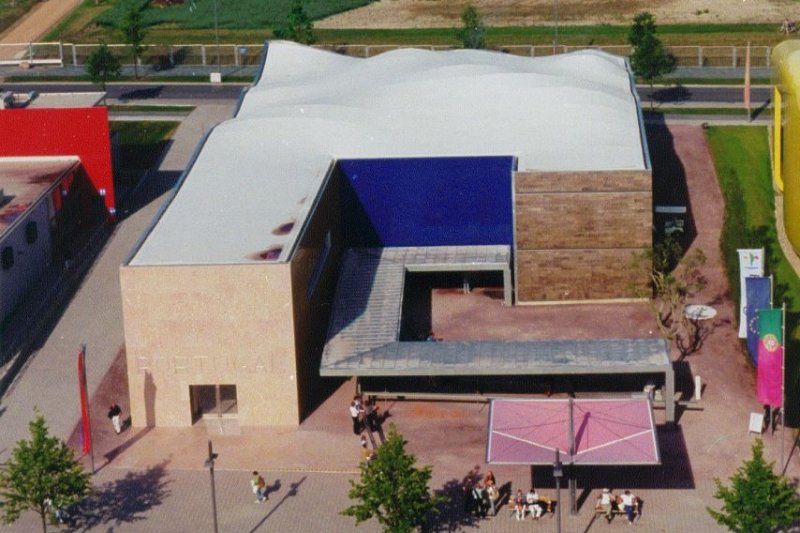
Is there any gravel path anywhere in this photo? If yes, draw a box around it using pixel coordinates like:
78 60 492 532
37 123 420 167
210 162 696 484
0 0 81 44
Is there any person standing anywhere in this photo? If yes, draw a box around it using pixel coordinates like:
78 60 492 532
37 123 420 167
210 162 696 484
620 489 637 524
107 404 122 434
349 401 362 435
251 471 267 503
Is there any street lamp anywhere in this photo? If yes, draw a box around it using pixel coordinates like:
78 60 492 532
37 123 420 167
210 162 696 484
204 440 219 533
553 448 563 533
553 0 559 55
210 0 222 82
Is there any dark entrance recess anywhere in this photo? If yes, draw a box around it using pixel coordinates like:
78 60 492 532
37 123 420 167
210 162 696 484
190 384 238 423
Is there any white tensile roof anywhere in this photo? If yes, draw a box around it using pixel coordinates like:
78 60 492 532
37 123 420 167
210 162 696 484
129 41 647 266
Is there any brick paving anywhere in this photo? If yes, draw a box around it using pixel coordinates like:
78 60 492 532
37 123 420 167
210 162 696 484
1 99 799 533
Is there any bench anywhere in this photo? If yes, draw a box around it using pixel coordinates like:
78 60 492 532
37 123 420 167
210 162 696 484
509 497 556 519
594 497 641 522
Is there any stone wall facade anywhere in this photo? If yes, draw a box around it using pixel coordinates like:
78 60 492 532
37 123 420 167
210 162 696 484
514 170 652 303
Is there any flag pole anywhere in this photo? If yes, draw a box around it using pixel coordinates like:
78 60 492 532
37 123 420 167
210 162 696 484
781 302 786 471
744 41 752 121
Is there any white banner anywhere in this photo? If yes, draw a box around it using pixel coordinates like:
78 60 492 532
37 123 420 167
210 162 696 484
738 248 765 338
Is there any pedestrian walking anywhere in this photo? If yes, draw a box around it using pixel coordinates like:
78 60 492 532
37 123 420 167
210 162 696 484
251 471 267 503
107 404 122 434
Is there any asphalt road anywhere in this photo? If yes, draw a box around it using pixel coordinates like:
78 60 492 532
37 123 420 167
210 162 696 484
1 82 772 106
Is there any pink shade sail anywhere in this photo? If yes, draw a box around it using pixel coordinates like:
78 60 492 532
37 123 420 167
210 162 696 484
486 398 660 465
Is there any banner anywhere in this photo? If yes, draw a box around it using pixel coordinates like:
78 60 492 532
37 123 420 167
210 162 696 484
745 276 771 365
738 249 765 337
77 347 91 455
757 308 783 407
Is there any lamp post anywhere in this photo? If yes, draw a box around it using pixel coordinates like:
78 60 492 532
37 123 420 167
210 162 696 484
553 0 559 55
211 0 221 80
553 448 563 533
204 440 219 533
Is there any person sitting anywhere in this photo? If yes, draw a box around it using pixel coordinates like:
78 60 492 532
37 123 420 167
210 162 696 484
620 489 638 524
526 487 544 519
513 489 525 520
599 488 615 523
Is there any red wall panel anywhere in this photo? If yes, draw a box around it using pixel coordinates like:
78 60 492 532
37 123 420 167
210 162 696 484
0 107 115 216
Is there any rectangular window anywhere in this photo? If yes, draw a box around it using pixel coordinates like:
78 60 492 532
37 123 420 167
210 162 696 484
307 230 332 299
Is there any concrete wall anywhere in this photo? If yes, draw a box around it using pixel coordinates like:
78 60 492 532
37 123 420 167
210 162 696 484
120 263 299 427
514 170 652 302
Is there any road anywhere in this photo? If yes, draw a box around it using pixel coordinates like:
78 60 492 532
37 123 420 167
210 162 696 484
0 82 773 106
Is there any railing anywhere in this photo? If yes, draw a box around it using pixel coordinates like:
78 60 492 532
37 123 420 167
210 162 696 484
0 42 775 70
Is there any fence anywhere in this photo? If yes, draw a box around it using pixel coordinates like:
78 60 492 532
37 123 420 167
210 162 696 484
0 42 775 70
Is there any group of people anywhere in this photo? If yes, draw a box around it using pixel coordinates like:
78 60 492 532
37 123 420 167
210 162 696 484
349 394 381 435
512 487 549 520
350 394 386 463
598 487 639 524
465 471 500 517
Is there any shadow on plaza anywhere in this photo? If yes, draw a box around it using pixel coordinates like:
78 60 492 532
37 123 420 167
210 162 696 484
67 460 171 531
425 424 695 530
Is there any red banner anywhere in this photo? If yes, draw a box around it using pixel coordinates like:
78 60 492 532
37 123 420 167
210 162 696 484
77 348 92 455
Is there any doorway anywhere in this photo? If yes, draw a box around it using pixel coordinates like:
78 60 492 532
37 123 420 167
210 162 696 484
190 384 238 423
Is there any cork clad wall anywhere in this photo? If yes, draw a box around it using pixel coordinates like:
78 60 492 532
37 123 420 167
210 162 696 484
514 170 652 302
120 263 299 427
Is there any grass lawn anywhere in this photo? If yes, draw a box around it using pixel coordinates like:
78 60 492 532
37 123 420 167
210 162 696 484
110 120 178 169
108 104 194 113
40 0 794 47
706 126 800 423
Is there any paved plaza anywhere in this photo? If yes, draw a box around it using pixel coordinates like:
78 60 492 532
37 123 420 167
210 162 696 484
0 94 798 532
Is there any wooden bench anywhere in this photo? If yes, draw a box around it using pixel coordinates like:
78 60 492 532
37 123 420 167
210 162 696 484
508 497 556 519
594 497 641 522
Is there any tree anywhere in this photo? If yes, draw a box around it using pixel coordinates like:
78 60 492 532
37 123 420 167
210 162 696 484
86 42 121 95
631 235 707 358
342 424 446 533
627 12 676 105
119 0 148 79
0 415 92 533
273 0 316 45
457 4 487 49
708 438 800 532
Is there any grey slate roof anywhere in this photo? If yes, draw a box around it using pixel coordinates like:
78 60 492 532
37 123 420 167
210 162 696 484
320 246 670 377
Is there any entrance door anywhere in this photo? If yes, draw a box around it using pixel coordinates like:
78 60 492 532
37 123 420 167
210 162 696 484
190 384 238 423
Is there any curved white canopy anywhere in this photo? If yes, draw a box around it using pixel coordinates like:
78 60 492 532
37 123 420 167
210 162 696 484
130 41 647 266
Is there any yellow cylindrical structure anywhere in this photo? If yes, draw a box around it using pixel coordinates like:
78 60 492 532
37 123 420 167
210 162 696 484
774 87 783 191
772 41 800 252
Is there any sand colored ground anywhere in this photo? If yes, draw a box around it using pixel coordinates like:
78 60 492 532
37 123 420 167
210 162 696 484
0 0 81 44
317 0 800 29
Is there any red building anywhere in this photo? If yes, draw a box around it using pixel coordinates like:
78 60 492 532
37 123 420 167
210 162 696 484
0 107 115 324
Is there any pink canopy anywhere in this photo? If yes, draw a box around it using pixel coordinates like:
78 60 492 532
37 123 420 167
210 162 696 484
486 398 660 465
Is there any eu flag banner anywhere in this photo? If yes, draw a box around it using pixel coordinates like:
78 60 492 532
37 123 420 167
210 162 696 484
745 276 771 365
757 308 783 407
